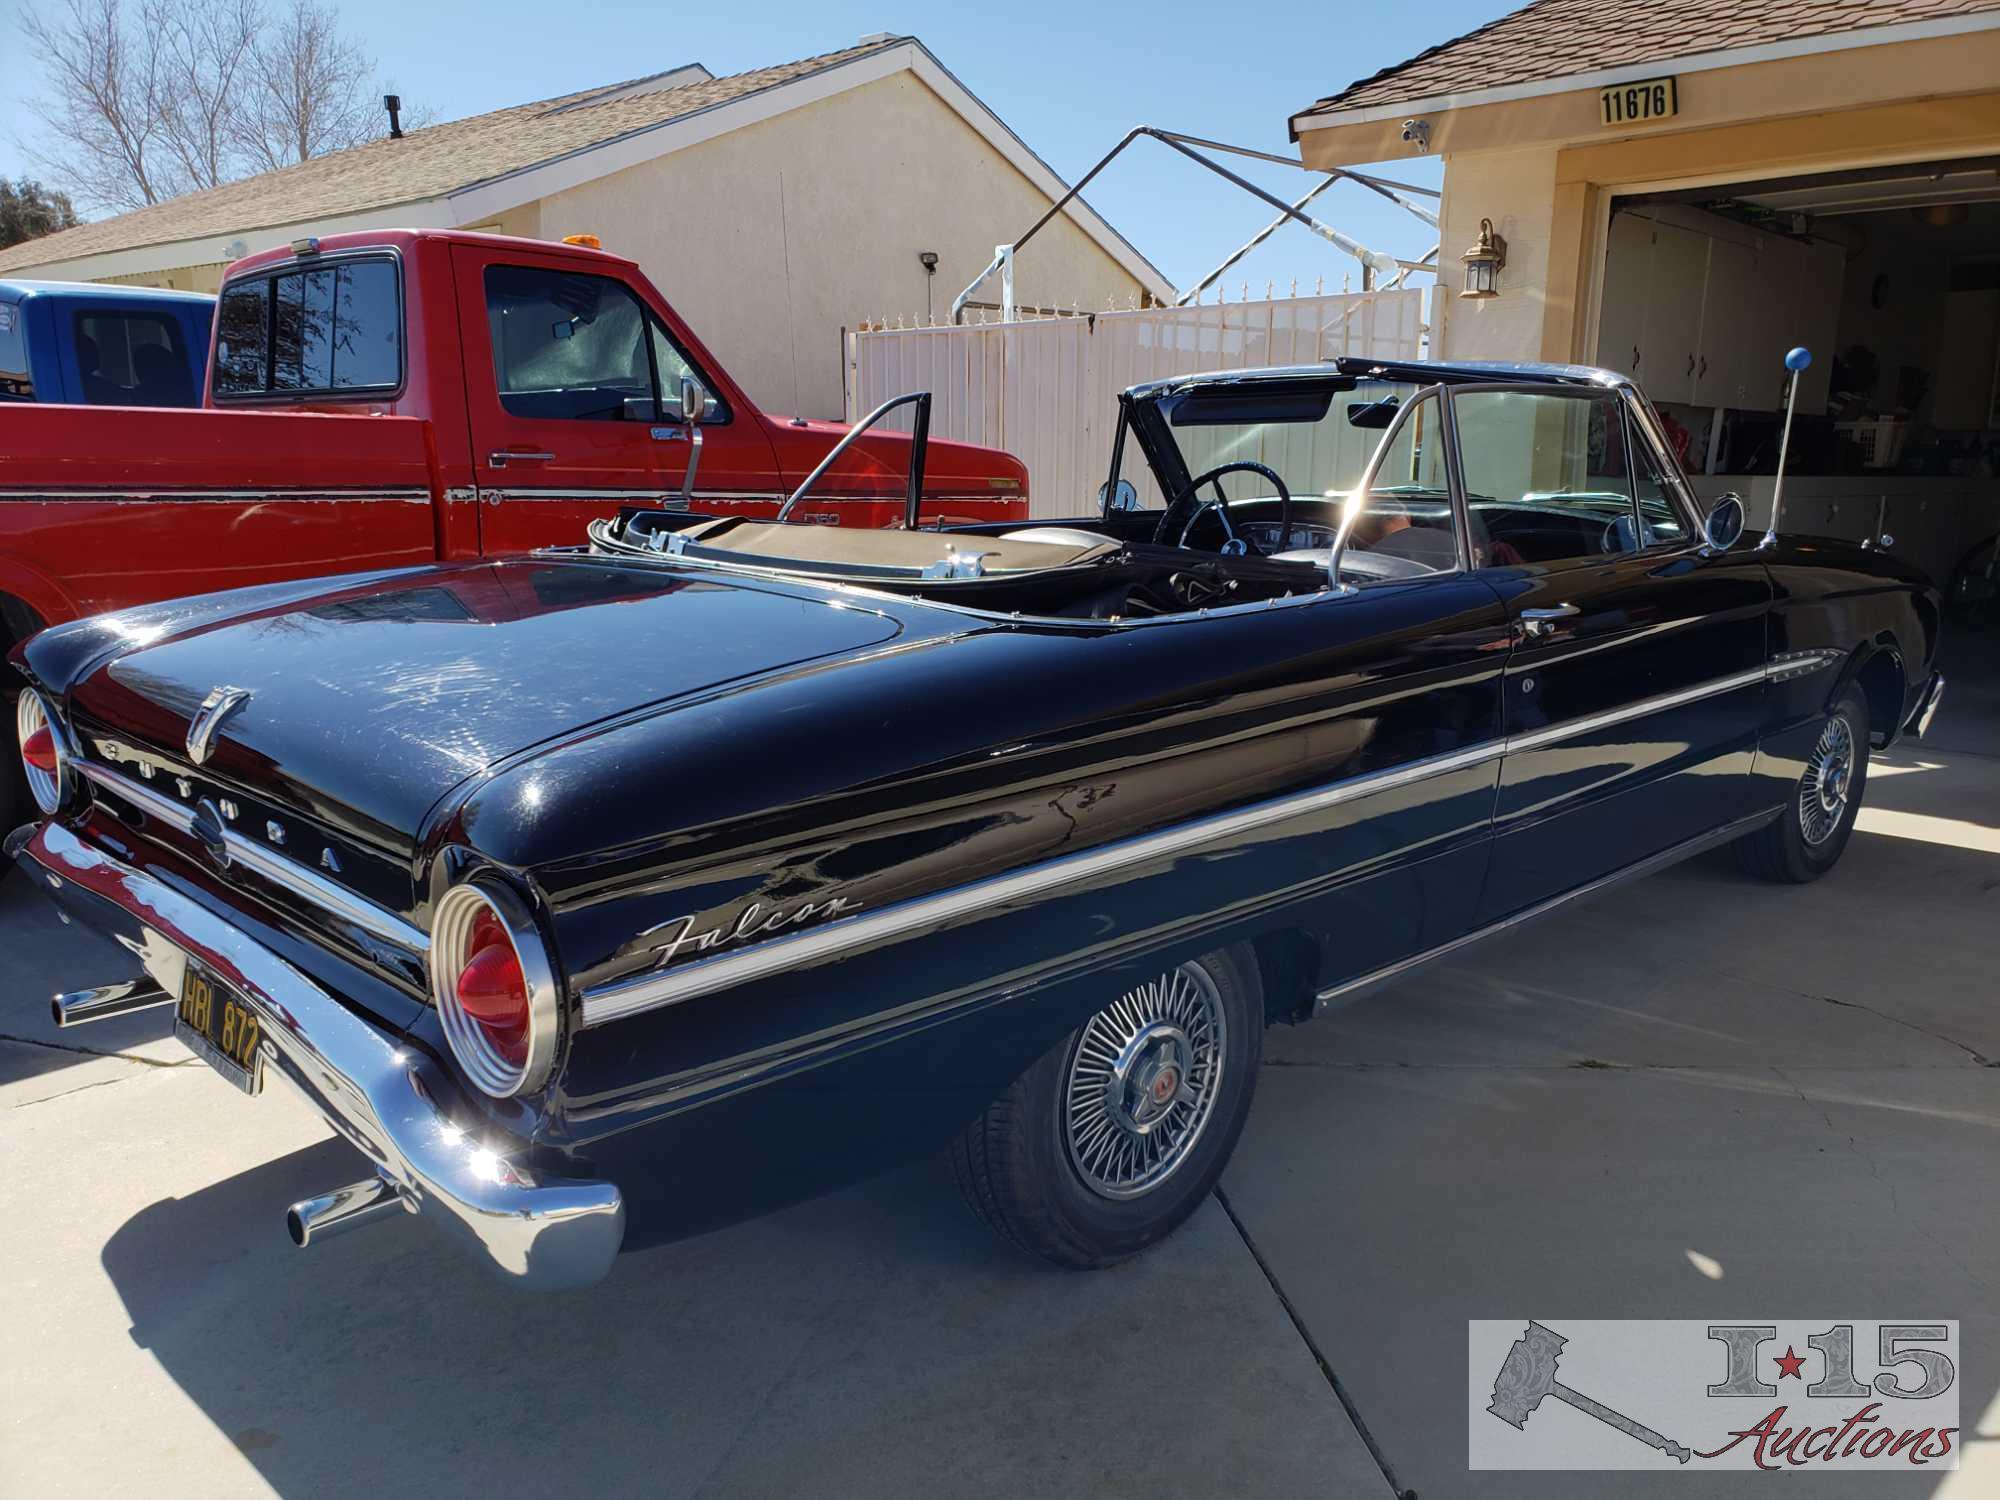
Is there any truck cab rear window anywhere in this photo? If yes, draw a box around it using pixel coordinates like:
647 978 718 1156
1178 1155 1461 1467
75 311 196 407
214 258 400 398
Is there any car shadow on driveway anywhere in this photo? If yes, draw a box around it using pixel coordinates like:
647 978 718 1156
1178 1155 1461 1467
95 1135 1383 1497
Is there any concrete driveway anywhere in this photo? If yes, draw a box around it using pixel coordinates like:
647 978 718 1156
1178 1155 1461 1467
3 647 1994 1499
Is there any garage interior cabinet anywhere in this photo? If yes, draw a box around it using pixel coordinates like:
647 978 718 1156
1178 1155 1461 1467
1595 207 1842 412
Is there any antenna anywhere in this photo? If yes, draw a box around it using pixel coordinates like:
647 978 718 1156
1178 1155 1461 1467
1760 346 1812 549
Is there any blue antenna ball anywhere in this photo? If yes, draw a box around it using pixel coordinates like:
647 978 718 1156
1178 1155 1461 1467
1784 346 1812 372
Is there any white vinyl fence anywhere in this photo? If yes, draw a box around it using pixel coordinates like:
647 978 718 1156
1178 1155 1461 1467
847 288 1426 516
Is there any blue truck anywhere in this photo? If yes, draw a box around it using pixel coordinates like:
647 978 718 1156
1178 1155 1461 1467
0 279 213 407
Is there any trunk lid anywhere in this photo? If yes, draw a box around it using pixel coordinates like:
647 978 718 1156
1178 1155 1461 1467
68 557 906 851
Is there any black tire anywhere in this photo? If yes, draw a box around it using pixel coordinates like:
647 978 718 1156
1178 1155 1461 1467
950 943 1262 1268
1736 686 1869 883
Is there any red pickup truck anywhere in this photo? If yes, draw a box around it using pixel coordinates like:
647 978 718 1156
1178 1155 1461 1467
0 226 1027 640
0 227 1028 832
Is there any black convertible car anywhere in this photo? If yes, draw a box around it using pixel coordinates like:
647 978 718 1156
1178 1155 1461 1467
10 358 1944 1288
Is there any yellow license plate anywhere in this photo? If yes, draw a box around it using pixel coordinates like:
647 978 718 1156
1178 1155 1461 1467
175 962 264 1094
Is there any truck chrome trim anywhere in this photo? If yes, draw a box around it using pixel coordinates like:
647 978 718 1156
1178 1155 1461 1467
18 822 624 1289
78 761 430 955
576 660 1784 1028
0 487 433 505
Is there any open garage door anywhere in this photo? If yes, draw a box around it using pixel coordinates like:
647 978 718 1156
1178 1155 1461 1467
1594 157 2000 686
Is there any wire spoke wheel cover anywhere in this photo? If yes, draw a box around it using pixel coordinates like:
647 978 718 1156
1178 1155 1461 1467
1799 711 1855 846
1063 962 1228 1201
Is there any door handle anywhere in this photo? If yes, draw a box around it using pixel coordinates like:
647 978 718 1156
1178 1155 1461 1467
1519 604 1580 638
489 450 555 467
1685 352 1696 378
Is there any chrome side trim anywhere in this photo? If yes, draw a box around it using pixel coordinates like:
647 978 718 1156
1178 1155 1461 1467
0 488 432 505
1767 647 1846 683
78 762 429 955
578 660 1781 1028
1503 665 1767 756
485 487 1019 507
19 822 623 1290
577 734 1508 1028
1315 806 1785 1007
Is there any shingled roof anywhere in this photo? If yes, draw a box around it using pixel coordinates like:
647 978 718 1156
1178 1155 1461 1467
0 37 901 273
1293 0 2000 124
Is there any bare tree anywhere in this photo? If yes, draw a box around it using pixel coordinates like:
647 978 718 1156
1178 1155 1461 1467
235 0 387 172
19 0 423 214
20 0 170 212
153 0 263 193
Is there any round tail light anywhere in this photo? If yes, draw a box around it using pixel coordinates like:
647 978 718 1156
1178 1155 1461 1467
16 690 72 816
430 879 559 1098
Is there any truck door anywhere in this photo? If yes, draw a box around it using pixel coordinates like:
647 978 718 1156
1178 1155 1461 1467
453 246 780 553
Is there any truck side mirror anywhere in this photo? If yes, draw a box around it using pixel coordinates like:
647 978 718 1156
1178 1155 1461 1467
678 375 706 427
1098 478 1138 515
676 375 706 504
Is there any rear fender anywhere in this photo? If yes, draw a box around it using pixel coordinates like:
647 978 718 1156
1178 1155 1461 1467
1830 636 1908 749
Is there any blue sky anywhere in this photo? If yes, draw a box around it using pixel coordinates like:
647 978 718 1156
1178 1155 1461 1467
0 0 1516 296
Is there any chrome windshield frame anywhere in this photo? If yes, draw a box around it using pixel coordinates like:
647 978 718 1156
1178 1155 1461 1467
774 390 933 526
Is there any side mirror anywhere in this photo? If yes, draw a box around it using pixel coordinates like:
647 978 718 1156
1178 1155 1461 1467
676 375 706 503
1703 493 1745 551
1098 478 1138 515
677 374 707 426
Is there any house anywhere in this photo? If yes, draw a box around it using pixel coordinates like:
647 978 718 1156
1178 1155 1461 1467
1289 0 2000 608
0 35 1171 419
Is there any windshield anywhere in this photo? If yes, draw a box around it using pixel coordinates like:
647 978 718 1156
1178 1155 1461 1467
1142 377 1430 510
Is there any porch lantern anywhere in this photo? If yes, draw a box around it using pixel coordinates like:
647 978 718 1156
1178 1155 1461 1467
1459 218 1507 300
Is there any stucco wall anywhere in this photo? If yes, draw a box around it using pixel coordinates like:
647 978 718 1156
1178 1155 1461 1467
537 71 1148 419
1433 145 1559 363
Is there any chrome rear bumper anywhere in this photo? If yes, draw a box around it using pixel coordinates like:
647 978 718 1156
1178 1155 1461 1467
12 820 624 1289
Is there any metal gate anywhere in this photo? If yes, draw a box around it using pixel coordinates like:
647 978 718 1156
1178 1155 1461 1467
848 289 1427 516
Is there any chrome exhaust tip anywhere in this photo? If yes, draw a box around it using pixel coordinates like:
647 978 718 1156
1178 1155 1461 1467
286 1176 412 1248
52 978 173 1028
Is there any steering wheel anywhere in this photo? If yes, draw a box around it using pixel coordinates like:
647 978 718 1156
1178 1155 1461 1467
1153 461 1293 554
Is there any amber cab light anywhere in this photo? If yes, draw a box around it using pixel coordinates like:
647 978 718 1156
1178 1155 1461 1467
21 725 57 774
456 909 530 1066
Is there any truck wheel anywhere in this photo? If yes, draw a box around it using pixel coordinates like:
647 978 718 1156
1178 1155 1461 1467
1736 687 1869 884
950 944 1262 1268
